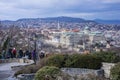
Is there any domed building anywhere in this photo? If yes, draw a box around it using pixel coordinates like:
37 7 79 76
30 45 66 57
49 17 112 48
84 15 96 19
84 26 90 34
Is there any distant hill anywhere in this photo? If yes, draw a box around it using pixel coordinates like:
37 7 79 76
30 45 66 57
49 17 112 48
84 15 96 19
1 16 96 27
17 16 95 23
1 17 120 25
95 19 120 24
0 16 120 30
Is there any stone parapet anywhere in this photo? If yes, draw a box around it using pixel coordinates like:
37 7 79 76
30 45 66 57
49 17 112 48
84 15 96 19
102 62 115 78
0 58 19 63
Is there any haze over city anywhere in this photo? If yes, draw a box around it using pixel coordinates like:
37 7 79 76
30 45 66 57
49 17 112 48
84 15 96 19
0 0 120 20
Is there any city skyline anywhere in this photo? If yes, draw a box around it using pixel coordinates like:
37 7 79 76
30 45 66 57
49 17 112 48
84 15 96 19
0 0 120 20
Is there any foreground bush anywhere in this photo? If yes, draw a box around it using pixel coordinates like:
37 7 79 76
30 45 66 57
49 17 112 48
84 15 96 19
45 54 65 68
65 54 102 69
15 53 105 76
35 66 61 80
45 54 102 69
110 62 120 80
94 51 120 63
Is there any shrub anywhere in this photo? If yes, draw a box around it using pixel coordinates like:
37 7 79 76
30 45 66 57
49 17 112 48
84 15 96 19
45 54 102 69
35 66 61 80
94 51 120 63
15 53 103 76
45 54 65 68
64 54 102 69
110 62 120 80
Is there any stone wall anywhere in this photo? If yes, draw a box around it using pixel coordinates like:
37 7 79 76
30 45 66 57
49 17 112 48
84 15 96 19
0 58 19 63
0 58 34 64
102 62 115 78
17 68 104 80
60 68 104 80
17 74 35 80
16 63 116 80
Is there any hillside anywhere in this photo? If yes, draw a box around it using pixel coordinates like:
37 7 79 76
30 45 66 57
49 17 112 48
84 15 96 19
95 19 120 24
1 16 120 30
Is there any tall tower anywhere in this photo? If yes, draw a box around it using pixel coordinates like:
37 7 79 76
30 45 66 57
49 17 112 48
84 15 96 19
57 21 60 30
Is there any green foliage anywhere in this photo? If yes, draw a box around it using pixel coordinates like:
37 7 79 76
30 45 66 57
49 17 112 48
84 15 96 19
35 66 61 80
15 51 120 76
94 51 120 63
110 62 120 80
64 54 102 69
46 54 65 68
45 54 102 69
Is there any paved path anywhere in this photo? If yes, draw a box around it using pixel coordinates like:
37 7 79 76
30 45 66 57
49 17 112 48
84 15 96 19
0 62 32 80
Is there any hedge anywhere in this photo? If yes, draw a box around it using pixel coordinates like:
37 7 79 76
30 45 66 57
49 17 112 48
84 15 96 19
94 51 120 63
45 54 102 69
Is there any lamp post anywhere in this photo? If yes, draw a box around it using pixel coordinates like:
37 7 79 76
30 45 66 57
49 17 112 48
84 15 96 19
33 33 37 50
27 25 30 52
33 33 39 61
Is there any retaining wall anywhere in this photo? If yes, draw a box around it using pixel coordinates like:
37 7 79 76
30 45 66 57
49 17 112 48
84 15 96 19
0 59 19 63
0 58 33 64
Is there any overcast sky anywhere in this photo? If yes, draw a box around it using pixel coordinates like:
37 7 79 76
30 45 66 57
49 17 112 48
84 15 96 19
0 0 120 20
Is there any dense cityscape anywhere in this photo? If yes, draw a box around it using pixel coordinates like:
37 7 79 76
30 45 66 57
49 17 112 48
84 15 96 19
0 0 120 80
0 17 120 54
0 17 120 80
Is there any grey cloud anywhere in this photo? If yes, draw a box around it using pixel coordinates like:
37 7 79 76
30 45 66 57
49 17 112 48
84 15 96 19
0 0 120 20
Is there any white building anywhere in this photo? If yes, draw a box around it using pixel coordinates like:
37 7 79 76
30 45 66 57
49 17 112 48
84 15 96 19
89 31 106 44
49 26 106 50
